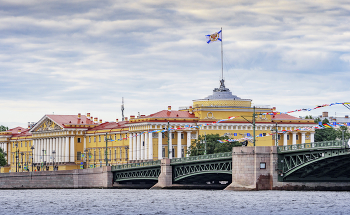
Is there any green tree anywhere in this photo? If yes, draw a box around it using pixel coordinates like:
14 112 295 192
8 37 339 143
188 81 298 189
0 148 6 166
335 126 350 142
314 117 321 124
188 134 241 156
315 128 337 142
322 118 330 124
0 125 8 131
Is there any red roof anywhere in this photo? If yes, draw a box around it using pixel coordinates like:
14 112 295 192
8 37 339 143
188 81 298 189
272 114 301 120
88 121 128 131
147 110 196 118
8 127 32 137
46 115 95 127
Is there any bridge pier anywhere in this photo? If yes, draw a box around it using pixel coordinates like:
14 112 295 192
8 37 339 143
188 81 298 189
151 158 172 189
225 146 274 191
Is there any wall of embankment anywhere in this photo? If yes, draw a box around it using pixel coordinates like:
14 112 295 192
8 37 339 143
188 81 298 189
0 166 112 189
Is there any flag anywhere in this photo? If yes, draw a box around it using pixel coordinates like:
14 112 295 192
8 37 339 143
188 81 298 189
206 30 222 44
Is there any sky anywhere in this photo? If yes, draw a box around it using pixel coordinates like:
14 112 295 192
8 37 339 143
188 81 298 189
0 0 350 128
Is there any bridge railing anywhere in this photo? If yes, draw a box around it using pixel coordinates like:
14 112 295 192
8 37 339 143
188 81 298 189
277 140 345 153
170 152 232 164
112 160 161 171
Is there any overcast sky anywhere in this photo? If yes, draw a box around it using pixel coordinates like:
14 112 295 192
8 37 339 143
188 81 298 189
1 0 350 128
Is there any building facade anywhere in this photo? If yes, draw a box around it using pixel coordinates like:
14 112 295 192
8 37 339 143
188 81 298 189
0 80 316 173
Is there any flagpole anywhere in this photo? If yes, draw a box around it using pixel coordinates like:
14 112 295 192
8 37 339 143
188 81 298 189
221 27 223 81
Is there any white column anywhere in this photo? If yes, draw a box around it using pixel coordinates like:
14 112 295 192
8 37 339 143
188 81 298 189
301 133 306 144
60 137 64 162
177 131 182 158
50 138 53 162
129 133 133 161
136 133 141 160
144 132 148 160
148 132 153 160
186 131 191 157
65 137 69 162
132 133 137 160
70 136 75 162
158 132 162 160
292 133 297 145
140 132 144 160
7 143 10 165
310 132 315 143
283 133 288 146
44 139 47 162
169 131 173 159
55 138 59 163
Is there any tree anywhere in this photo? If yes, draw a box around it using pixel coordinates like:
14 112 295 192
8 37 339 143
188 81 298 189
314 117 321 124
0 125 8 132
315 128 337 142
188 134 241 156
322 118 330 124
335 126 350 142
0 148 6 166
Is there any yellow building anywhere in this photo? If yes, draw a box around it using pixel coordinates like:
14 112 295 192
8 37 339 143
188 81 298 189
0 80 315 172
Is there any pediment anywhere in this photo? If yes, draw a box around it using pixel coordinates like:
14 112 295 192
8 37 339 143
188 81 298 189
35 118 62 132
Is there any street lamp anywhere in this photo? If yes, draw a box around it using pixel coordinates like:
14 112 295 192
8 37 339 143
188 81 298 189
15 143 18 172
52 150 56 171
20 152 24 172
30 145 35 172
105 132 113 167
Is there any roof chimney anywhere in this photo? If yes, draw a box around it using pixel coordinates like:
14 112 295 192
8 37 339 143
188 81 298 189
99 119 102 124
322 112 328 117
94 117 98 123
116 119 119 122
78 113 81 119
28 122 31 129
130 115 135 119
168 106 171 111
189 106 193 114
125 117 128 121
18 128 21 133
87 113 90 118
345 115 349 119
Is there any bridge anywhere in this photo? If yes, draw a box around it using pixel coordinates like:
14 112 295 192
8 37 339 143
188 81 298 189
111 152 232 187
277 140 350 182
111 140 350 189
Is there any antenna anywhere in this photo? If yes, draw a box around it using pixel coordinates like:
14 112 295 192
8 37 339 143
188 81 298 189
121 97 125 121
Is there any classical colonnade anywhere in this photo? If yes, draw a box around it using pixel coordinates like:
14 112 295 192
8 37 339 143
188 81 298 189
128 131 194 161
282 132 315 146
32 137 75 164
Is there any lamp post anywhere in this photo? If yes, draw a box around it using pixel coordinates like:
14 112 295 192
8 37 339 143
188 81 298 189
15 143 18 172
30 145 35 172
125 146 129 165
52 150 56 171
241 106 257 146
20 152 24 172
42 149 45 171
105 133 113 166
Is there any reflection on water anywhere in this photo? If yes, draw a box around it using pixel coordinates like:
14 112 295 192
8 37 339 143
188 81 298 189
0 189 349 214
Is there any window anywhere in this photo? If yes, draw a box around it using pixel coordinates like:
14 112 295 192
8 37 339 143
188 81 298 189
162 133 165 139
99 150 101 160
21 142 22 147
278 135 281 140
171 133 175 139
77 138 81 143
162 148 165 157
115 149 117 160
287 135 290 140
172 148 175 157
109 149 111 161
125 149 128 159
181 148 184 158
94 150 96 161
263 133 266 137
181 133 184 139
260 162 266 169
234 133 237 137
94 137 96 142
119 149 122 160
296 135 299 140
25 141 27 147
77 152 81 160
13 143 14 148
99 136 101 142
89 137 91 143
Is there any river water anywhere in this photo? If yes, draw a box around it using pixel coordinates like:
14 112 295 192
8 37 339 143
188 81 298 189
0 189 349 214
